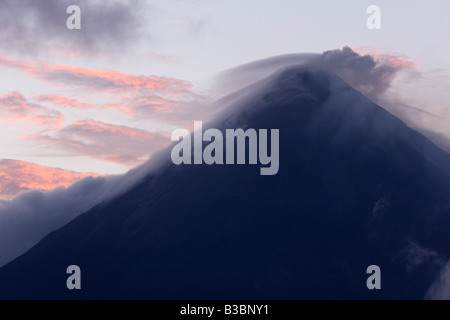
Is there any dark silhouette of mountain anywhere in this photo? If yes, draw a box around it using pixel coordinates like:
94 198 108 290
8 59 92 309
1 68 450 300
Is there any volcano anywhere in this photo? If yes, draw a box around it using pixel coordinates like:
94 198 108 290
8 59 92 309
1 67 450 300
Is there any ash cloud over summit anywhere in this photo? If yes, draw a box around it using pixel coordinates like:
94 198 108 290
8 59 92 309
218 47 450 155
218 47 407 99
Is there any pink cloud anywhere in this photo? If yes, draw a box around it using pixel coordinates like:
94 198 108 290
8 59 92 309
32 120 169 166
379 55 417 69
0 56 206 123
0 57 35 73
48 47 92 59
0 56 193 95
38 95 93 109
0 159 99 200
0 92 64 129
353 47 417 69
103 95 200 118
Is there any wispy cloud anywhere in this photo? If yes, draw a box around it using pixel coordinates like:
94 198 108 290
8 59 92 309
38 94 93 109
0 56 204 123
147 53 183 64
0 92 64 130
32 120 168 165
0 57 192 94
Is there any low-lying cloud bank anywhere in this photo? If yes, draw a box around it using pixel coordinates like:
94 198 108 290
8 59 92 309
0 159 98 200
0 153 166 267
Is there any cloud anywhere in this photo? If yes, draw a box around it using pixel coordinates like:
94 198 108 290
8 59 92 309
354 47 417 69
0 56 205 123
216 47 450 155
147 53 182 64
0 57 193 95
32 120 168 165
426 261 450 300
0 0 151 57
39 66 192 95
0 57 212 173
185 18 209 35
0 151 169 268
217 47 412 100
104 96 213 126
0 159 98 200
38 94 93 109
313 47 411 97
304 48 450 155
404 242 443 274
0 92 64 130
372 196 390 219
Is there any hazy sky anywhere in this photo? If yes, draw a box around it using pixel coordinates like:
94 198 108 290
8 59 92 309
0 0 449 196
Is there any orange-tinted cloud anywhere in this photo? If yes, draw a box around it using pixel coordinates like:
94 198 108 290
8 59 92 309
0 92 64 129
0 159 99 200
32 120 169 166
